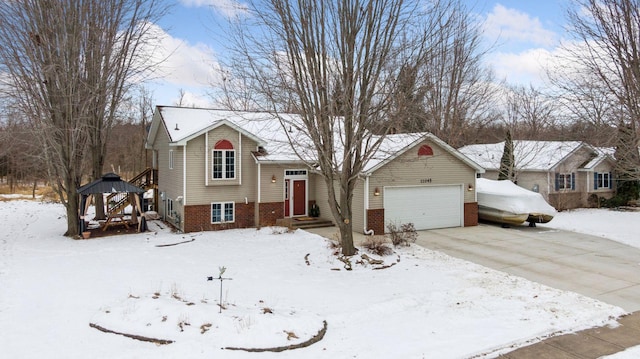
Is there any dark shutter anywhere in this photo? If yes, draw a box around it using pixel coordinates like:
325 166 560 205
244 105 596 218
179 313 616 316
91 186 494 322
594 172 598 190
571 172 576 190
555 173 559 191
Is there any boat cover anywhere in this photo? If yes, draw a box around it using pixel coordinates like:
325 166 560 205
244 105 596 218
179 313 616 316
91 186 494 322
477 178 557 217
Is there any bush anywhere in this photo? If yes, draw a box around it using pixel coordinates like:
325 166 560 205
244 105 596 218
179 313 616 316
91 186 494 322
386 222 417 247
601 195 629 208
362 235 393 256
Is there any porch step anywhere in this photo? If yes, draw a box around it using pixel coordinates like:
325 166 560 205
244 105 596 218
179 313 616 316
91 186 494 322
276 217 335 230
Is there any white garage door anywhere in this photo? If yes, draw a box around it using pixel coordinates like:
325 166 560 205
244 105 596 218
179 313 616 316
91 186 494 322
384 185 463 230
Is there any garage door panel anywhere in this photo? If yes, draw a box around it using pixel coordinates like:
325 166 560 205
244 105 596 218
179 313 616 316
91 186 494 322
384 185 462 230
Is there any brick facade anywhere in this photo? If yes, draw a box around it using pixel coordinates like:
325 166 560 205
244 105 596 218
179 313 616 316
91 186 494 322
464 202 478 227
367 208 385 235
258 202 284 227
183 202 254 232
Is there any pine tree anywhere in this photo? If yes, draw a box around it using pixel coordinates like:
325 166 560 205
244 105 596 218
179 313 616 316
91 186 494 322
613 121 640 202
498 129 515 181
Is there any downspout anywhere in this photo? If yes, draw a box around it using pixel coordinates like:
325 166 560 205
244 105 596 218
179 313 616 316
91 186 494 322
182 145 187 205
182 145 187 232
205 132 209 186
257 161 261 203
238 132 242 185
363 175 374 235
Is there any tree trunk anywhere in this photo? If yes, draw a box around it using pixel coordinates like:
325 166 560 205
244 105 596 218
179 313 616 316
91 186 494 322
63 181 80 237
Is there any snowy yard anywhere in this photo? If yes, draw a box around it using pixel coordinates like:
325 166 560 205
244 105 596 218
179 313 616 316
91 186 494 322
0 200 637 358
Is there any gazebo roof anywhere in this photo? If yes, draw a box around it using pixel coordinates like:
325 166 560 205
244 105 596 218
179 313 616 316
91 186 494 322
77 173 145 195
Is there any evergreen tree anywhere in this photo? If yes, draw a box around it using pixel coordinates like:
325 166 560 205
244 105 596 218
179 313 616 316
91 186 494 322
614 121 640 202
498 129 515 181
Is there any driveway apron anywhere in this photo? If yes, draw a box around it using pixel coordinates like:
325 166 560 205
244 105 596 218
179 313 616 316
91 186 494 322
416 224 640 312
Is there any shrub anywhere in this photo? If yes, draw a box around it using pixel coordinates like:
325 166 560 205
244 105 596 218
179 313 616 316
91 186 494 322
362 235 393 256
387 222 417 247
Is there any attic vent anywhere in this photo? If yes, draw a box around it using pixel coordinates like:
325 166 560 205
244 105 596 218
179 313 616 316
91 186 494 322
418 145 433 156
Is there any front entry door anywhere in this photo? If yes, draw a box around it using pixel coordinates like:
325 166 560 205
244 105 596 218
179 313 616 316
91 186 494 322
293 180 306 216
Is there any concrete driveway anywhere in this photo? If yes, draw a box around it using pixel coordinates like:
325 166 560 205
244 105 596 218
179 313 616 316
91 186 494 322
416 224 640 312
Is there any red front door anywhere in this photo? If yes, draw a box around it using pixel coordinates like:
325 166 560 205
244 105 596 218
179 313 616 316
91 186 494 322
293 180 306 216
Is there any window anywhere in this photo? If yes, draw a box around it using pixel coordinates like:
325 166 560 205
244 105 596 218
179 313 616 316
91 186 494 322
556 173 575 190
211 202 234 223
285 169 307 176
595 172 611 189
212 140 235 179
169 150 174 170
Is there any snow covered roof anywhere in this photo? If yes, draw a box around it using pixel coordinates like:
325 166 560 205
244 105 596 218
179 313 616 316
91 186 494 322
147 106 484 173
581 147 615 170
458 140 594 171
363 132 485 174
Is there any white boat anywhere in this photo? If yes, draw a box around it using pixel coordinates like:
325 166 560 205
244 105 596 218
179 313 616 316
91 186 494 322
476 178 557 226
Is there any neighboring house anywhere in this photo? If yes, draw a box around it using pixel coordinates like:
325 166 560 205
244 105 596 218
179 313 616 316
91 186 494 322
458 140 616 209
146 106 485 234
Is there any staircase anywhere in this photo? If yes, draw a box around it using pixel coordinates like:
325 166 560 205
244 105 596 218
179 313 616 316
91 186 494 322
276 217 335 230
105 168 158 217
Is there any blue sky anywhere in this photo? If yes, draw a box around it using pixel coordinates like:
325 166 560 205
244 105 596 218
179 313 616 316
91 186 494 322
149 0 570 107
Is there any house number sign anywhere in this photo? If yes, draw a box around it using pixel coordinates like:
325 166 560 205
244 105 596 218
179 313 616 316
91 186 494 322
420 178 432 184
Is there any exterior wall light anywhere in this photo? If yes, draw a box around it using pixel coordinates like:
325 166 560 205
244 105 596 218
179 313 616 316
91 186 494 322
374 187 380 196
271 175 277 183
467 183 474 191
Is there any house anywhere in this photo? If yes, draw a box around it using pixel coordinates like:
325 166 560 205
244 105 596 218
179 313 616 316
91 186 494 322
458 140 616 209
145 106 485 234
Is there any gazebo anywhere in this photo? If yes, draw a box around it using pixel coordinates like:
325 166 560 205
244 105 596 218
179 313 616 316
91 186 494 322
77 173 146 234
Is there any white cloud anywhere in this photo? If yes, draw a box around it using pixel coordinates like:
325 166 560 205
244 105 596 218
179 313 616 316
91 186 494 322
487 48 553 85
179 0 248 18
484 4 558 48
136 22 225 91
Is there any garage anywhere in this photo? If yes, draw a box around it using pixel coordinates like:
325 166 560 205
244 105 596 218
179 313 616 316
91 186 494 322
384 185 463 230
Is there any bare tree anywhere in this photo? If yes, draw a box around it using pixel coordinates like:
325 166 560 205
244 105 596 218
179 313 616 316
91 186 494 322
502 84 557 140
0 0 166 236
558 0 640 198
105 86 155 177
415 0 501 147
226 0 443 255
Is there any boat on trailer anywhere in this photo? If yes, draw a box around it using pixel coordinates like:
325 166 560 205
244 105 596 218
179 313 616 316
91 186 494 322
476 178 557 226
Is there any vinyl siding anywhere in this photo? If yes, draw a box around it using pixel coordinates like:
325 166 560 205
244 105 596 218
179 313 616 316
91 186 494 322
351 178 365 233
259 164 314 203
514 171 550 200
368 139 476 209
184 125 259 205
152 124 184 221
313 174 336 224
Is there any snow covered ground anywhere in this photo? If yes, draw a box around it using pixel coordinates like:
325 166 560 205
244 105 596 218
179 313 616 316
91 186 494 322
0 200 636 359
540 208 640 249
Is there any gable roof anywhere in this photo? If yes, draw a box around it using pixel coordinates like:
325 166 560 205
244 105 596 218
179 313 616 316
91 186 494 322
582 147 616 170
458 140 596 171
364 132 485 174
147 106 484 172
